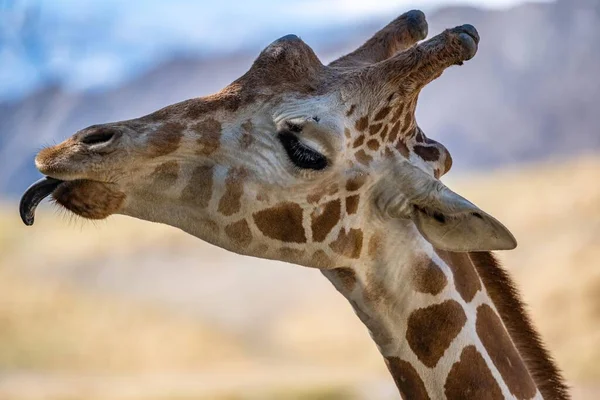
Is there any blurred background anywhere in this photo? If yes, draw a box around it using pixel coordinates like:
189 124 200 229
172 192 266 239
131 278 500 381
0 0 599 398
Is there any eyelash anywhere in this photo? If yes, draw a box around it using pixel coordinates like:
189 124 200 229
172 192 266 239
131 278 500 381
277 131 328 171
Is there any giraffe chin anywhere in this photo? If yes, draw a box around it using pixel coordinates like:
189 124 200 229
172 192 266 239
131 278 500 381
20 177 125 225
53 180 125 221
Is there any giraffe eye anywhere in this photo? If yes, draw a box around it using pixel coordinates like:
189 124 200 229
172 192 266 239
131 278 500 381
278 131 328 171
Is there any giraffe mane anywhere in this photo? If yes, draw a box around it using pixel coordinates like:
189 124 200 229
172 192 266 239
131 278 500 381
469 251 570 400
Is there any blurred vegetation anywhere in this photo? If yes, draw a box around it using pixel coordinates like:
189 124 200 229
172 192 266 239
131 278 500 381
0 268 243 372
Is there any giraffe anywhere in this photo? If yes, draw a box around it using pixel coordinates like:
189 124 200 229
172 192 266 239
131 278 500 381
19 9 569 399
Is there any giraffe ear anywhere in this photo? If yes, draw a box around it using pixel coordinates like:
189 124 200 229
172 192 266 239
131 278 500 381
411 187 517 252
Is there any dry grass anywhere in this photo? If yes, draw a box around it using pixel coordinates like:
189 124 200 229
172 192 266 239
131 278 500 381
0 154 598 398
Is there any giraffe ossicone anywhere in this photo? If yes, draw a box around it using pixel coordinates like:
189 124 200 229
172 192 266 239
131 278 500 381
20 9 569 399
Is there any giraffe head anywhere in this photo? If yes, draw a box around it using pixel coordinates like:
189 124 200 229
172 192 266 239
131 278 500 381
22 10 516 267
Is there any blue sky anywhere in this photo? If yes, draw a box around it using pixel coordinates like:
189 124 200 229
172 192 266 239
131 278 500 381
0 0 551 100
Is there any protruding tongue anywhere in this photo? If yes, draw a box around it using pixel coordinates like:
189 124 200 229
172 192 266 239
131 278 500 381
19 177 63 226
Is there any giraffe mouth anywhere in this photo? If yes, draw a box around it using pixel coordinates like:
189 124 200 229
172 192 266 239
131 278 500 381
20 176 125 226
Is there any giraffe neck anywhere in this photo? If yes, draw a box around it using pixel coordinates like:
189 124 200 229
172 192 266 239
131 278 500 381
322 227 542 400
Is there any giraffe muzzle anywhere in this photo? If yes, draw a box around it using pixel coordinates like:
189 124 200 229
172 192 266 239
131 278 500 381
19 176 64 226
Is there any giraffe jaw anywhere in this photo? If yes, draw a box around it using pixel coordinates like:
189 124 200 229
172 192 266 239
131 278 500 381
19 176 125 226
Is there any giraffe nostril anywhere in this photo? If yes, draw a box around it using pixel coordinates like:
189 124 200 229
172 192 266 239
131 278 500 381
80 129 116 146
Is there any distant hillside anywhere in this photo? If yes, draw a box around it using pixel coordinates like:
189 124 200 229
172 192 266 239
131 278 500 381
1 0 599 195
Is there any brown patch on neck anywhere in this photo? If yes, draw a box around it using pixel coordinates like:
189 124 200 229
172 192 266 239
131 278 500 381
192 118 222 156
373 106 392 121
388 121 401 144
355 116 369 132
224 220 252 248
355 149 373 166
329 228 363 259
435 250 482 303
390 103 405 123
310 250 333 268
476 303 537 399
151 161 179 189
469 252 570 400
368 123 383 136
253 202 307 243
345 175 367 192
367 139 380 151
385 357 430 400
181 165 214 209
353 135 365 148
444 345 504 400
412 257 447 295
406 300 466 368
147 122 184 158
345 195 360 215
218 167 248 216
311 199 341 242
